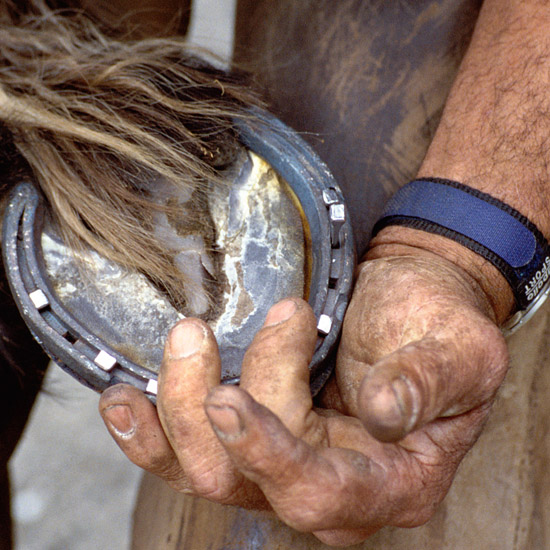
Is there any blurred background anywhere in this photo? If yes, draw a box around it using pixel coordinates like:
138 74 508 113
8 1 236 548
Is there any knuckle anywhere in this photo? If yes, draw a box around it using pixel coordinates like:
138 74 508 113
239 448 276 479
244 337 272 364
487 324 509 370
150 457 184 481
158 383 188 410
473 319 510 396
279 505 327 533
395 462 452 528
277 480 348 532
399 505 437 528
186 467 218 496
165 477 192 494
185 463 237 502
313 528 372 547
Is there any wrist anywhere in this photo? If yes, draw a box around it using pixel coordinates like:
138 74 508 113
366 225 515 326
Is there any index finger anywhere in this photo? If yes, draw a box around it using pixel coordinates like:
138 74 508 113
204 381 488 546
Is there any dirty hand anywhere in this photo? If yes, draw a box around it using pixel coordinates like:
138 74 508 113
99 236 509 546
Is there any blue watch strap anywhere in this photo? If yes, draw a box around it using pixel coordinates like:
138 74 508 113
372 178 550 311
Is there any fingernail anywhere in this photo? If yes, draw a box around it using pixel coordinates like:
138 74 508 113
205 404 244 441
361 375 419 442
169 321 206 359
391 377 419 432
264 300 297 327
104 405 136 439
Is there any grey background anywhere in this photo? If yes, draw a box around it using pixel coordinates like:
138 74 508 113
8 2 236 549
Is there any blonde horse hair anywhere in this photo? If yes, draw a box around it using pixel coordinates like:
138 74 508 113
0 0 261 311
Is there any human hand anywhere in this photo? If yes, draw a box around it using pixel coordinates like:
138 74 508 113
99 246 508 547
316 250 509 543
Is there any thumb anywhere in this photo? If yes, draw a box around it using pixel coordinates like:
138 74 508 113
357 321 508 443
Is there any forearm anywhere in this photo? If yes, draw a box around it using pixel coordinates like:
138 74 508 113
370 0 550 325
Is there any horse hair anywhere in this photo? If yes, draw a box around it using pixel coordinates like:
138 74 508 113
0 0 262 311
